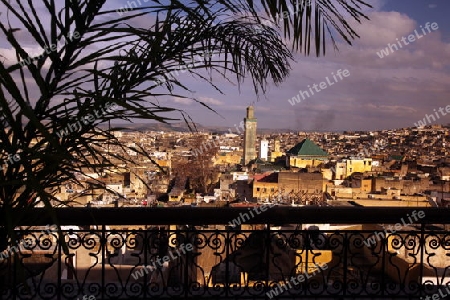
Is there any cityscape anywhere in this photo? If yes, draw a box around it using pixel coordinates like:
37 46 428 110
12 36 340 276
1 0 450 299
1 105 446 300
51 105 450 209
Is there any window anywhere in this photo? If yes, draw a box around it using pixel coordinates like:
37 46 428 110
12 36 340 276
256 188 260 192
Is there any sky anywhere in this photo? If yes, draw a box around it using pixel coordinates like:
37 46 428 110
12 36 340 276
1 0 449 132
155 0 450 132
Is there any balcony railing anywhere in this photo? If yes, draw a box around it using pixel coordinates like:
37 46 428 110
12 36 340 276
1 207 450 299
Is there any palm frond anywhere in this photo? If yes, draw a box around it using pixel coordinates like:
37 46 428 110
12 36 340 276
0 0 369 249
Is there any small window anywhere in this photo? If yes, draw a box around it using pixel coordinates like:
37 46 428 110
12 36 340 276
256 188 260 192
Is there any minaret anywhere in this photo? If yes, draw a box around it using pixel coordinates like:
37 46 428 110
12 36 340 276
243 106 257 165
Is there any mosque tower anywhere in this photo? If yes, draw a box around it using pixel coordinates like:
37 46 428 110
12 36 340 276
243 106 257 165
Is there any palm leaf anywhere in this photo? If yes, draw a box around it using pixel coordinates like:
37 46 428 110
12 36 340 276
0 0 369 256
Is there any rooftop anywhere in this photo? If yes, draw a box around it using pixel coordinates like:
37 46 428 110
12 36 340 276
287 138 328 157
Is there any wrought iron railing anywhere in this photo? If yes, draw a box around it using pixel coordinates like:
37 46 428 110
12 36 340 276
1 207 450 299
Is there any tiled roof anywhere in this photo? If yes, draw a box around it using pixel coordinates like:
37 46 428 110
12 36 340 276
254 172 279 182
287 138 328 156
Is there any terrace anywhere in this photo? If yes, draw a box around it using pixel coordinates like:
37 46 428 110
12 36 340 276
1 207 450 299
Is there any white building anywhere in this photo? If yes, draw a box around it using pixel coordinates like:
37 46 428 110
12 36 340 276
259 139 268 161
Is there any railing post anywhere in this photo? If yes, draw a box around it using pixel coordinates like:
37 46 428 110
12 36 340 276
381 231 386 297
143 228 148 299
57 232 62 300
225 227 229 298
101 225 105 299
184 226 189 299
305 229 310 293
265 223 270 298
343 232 348 298
12 245 16 300
419 223 425 298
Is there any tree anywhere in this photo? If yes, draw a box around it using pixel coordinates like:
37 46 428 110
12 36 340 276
0 0 370 239
173 134 220 194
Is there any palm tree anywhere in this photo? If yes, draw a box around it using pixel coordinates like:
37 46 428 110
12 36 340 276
0 0 370 242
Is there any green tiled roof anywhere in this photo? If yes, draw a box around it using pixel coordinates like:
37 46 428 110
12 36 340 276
287 138 328 157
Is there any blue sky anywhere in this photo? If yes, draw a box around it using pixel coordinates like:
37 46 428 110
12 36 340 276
158 0 450 131
384 0 450 42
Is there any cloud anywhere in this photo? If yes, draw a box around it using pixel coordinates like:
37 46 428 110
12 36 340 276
1 1 449 132
170 96 224 107
365 104 417 115
171 6 450 131
1 46 44 66
351 11 416 47
172 97 193 105
198 97 223 106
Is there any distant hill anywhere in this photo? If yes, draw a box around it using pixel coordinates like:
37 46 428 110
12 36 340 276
101 122 291 134
99 122 206 132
